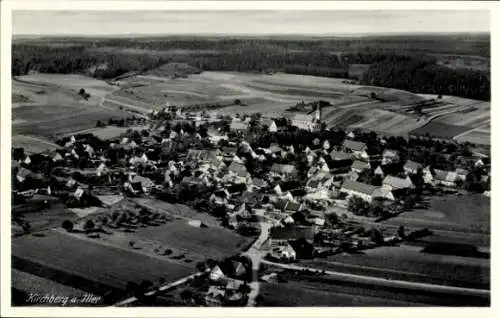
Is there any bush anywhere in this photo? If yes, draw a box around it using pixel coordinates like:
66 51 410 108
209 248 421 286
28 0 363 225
62 220 74 232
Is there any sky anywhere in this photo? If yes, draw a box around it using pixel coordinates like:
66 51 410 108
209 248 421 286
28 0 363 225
12 10 490 36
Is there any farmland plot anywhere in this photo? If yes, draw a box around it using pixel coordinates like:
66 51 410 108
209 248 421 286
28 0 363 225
12 231 193 291
12 135 61 154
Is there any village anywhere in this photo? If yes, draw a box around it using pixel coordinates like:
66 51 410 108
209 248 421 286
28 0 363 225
11 102 491 306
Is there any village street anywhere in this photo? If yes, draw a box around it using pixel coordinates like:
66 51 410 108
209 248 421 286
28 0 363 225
242 220 272 307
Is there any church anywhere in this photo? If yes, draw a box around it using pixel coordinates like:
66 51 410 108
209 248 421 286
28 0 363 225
290 105 321 132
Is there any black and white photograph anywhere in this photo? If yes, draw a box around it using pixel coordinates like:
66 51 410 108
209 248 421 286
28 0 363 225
2 0 494 313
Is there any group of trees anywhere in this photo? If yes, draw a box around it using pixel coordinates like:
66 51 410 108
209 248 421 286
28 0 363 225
361 55 490 101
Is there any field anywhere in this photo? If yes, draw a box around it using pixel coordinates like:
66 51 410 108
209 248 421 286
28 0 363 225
12 268 94 305
12 75 130 140
12 70 490 144
388 194 490 236
73 125 146 140
301 243 489 290
12 135 60 154
12 230 194 293
410 121 472 139
258 271 488 306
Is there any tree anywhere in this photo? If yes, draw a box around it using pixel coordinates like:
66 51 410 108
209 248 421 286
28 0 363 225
196 261 207 272
79 88 86 95
347 196 370 216
397 225 406 240
62 220 74 232
234 98 242 105
84 219 95 232
370 228 384 245
325 212 339 226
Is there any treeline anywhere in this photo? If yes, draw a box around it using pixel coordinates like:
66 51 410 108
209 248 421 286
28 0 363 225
12 44 171 78
12 38 490 100
360 55 490 101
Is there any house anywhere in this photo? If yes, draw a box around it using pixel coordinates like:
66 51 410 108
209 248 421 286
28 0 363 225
342 140 369 160
186 149 219 162
261 119 278 132
16 167 36 183
209 265 225 281
270 242 296 262
230 121 249 131
228 162 250 178
129 174 155 193
274 199 303 214
351 160 371 173
475 159 484 168
371 187 395 201
270 164 298 179
455 168 469 181
306 171 334 190
290 110 321 132
403 160 423 175
423 166 434 184
382 175 414 191
330 150 354 162
381 149 400 165
434 169 459 187
374 165 385 178
340 180 378 203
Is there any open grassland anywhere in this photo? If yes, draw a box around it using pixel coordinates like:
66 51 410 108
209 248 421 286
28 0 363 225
12 135 61 154
12 230 193 291
13 199 80 233
301 243 489 290
78 125 146 141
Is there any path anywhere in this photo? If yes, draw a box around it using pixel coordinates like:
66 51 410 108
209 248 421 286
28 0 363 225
241 221 272 306
262 260 489 297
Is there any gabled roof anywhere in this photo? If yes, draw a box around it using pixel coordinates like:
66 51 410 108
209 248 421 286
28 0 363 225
343 139 368 152
382 149 399 158
271 163 297 175
292 113 316 123
374 166 384 175
252 178 268 188
403 160 422 171
382 175 413 189
230 122 249 131
186 149 219 162
330 150 354 161
341 180 377 196
261 119 276 127
228 162 249 177
17 167 35 179
434 169 458 182
351 160 371 171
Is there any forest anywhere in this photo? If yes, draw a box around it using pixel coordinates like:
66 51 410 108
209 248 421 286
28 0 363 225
12 35 490 100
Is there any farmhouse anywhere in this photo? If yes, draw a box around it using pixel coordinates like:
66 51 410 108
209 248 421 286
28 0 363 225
330 150 354 161
382 175 414 191
186 149 219 162
228 162 250 178
433 169 459 187
351 160 371 173
270 163 298 179
381 149 400 165
342 140 369 160
230 121 249 131
261 119 278 132
340 180 378 203
403 160 423 175
128 174 155 193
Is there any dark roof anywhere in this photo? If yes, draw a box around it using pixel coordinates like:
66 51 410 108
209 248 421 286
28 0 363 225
343 140 368 152
341 180 377 195
330 150 353 161
270 224 316 241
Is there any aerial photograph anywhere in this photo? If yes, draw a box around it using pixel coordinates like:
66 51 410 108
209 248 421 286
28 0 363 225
10 9 490 307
